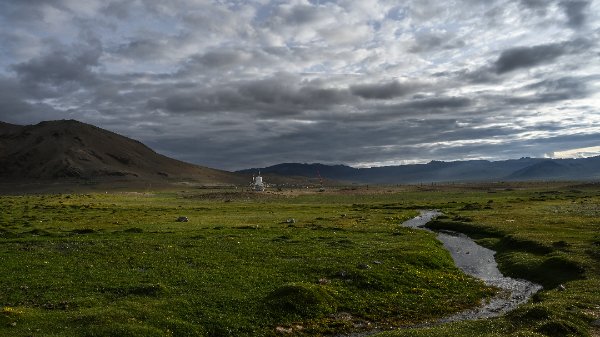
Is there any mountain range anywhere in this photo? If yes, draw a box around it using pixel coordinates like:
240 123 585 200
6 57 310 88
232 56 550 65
238 156 600 184
2 119 599 191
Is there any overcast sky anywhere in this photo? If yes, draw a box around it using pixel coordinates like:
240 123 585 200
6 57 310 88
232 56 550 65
1 0 599 170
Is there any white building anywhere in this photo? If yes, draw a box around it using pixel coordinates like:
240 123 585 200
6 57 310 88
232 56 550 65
253 172 265 192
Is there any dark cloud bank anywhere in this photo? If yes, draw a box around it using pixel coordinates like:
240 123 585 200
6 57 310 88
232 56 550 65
0 0 599 170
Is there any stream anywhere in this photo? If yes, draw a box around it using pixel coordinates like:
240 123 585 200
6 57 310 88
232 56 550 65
339 210 542 336
403 210 542 324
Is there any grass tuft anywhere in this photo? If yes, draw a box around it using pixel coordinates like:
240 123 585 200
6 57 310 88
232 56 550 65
536 320 586 337
265 283 338 319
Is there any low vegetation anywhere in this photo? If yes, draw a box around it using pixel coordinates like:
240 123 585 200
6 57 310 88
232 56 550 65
381 183 600 337
0 183 598 336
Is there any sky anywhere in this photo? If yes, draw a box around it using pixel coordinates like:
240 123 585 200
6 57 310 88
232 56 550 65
0 0 599 171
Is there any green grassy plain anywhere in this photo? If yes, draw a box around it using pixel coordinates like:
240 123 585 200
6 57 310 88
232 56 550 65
0 183 598 336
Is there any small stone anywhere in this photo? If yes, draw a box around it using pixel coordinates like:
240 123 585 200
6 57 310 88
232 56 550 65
275 326 293 334
318 278 330 285
176 216 189 222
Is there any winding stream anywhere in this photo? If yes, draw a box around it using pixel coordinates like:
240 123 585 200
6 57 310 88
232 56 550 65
403 210 542 324
339 210 542 336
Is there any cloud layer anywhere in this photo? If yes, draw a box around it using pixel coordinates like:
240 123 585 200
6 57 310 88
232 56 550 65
1 0 599 170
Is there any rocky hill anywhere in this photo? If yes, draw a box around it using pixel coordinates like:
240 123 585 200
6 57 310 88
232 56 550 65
0 120 246 186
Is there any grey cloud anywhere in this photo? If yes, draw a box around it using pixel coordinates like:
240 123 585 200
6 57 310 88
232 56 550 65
450 38 594 84
525 76 589 94
115 39 166 60
296 87 354 107
505 76 592 105
237 77 306 106
350 81 414 100
149 74 356 116
0 1 51 23
434 68 499 84
494 43 567 74
402 97 473 111
177 46 293 77
150 93 205 114
0 77 34 118
274 4 324 26
0 76 70 124
100 1 131 19
354 96 476 121
494 39 591 74
235 79 354 113
560 1 590 28
12 44 101 89
463 67 500 84
409 33 466 53
520 0 550 9
518 0 555 15
195 50 247 68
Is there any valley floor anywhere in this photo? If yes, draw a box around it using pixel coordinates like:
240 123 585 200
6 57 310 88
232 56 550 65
0 183 598 336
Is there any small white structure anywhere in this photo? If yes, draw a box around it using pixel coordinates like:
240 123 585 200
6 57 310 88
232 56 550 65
253 172 265 192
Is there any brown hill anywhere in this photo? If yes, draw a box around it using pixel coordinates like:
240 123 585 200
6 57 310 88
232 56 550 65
0 119 247 188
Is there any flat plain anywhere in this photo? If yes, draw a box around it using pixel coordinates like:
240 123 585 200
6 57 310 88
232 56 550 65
0 183 598 336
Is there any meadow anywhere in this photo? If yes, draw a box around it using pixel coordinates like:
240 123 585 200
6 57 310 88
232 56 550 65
0 183 598 336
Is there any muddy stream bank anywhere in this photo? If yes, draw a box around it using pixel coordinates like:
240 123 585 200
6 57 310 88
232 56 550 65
339 210 542 336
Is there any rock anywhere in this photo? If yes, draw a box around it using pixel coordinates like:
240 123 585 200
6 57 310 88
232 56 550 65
275 326 293 334
330 312 353 321
318 278 330 285
176 216 189 222
357 263 371 270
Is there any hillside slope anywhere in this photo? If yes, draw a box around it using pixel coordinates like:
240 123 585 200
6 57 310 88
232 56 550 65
0 120 246 185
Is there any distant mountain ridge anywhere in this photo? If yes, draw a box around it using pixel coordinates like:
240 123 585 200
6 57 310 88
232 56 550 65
238 157 600 183
4 119 598 188
0 119 246 185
